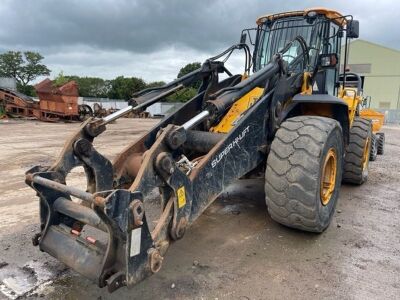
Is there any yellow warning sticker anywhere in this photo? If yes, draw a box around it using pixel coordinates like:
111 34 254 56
177 186 186 208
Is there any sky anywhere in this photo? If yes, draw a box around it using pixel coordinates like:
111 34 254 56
0 0 398 83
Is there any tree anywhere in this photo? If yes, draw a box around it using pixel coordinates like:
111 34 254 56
0 51 50 88
52 73 154 99
167 87 198 103
177 62 201 79
108 76 147 99
177 62 202 90
165 62 202 102
52 72 111 98
17 84 37 97
146 81 166 88
68 76 111 98
0 51 22 79
53 71 69 87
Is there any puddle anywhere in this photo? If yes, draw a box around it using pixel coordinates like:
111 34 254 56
0 260 64 299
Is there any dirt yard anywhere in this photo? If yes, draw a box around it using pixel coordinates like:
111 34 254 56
0 119 399 300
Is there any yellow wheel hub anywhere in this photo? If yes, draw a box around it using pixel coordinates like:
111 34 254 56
320 148 337 206
362 137 371 171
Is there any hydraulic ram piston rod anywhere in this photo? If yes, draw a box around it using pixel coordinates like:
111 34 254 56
101 84 184 125
182 110 210 130
29 175 95 204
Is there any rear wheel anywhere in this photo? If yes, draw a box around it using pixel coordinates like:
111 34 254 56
369 134 378 161
343 117 372 185
265 116 344 233
376 132 385 155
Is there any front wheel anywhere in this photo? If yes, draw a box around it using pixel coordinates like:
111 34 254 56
265 116 344 233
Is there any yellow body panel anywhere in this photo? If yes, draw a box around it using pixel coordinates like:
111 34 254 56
360 108 385 132
301 72 312 95
338 87 362 126
211 87 264 133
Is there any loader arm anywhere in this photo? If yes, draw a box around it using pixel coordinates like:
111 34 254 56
25 36 312 291
25 88 278 292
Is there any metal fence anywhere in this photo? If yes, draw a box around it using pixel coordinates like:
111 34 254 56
75 96 400 123
375 109 400 124
78 97 183 117
0 77 17 91
79 97 127 110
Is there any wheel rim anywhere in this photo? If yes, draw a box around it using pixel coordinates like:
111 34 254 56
362 137 371 171
320 148 337 206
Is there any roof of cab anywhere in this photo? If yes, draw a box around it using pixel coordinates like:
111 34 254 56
256 7 346 26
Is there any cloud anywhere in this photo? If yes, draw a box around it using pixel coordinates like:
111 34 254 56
44 45 213 82
0 0 398 81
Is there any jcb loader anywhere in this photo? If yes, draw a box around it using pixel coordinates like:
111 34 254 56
26 8 372 292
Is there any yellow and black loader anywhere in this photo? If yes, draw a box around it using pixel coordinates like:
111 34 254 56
26 7 374 292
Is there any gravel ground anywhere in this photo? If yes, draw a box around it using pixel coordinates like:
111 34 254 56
0 119 399 300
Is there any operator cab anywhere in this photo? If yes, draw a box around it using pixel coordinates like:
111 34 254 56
252 8 359 96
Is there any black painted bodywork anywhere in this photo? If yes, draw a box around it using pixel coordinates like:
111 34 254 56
24 12 356 291
25 59 281 291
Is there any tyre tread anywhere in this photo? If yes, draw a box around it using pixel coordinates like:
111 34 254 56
343 117 372 184
265 116 342 232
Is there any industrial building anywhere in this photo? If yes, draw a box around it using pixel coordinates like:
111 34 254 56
342 39 400 121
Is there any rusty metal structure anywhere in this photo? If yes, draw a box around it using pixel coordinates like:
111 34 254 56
0 79 153 121
34 79 80 120
0 88 41 119
0 79 90 121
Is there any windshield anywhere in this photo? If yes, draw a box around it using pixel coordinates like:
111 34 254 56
255 16 326 72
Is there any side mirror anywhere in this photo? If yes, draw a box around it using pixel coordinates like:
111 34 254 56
347 20 359 38
240 32 247 44
319 53 338 68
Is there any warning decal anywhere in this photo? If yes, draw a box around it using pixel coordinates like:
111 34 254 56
177 186 186 208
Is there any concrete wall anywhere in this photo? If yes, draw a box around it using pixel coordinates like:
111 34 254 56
79 97 127 110
78 97 183 117
0 77 17 91
146 102 183 116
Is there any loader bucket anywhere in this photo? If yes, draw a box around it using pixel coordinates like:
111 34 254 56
27 170 157 292
360 108 385 132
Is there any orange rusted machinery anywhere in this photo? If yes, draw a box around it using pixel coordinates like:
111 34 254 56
0 79 90 121
34 79 79 120
0 87 41 119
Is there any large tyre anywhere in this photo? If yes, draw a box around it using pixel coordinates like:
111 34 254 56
376 132 385 155
343 117 372 185
369 134 378 161
265 116 344 233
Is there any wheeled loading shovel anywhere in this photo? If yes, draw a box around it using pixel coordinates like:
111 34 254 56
26 8 369 292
